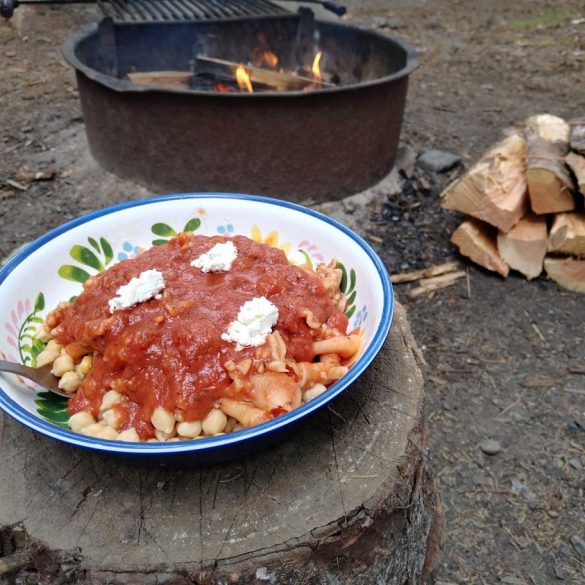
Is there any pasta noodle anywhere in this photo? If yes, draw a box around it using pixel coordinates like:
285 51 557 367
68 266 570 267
36 234 360 442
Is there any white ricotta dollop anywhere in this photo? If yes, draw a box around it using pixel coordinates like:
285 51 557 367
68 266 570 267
108 269 165 314
221 296 279 348
191 241 238 273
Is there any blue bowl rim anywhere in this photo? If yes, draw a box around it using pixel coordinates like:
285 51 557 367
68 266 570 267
0 192 394 456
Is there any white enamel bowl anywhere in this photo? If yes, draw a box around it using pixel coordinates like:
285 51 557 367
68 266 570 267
0 194 393 465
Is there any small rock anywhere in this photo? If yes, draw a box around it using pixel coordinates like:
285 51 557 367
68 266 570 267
6 50 16 58
33 170 55 181
559 544 572 558
554 566 565 580
510 478 537 501
570 535 585 558
569 458 582 470
372 16 404 30
416 149 461 173
395 144 417 178
480 439 502 455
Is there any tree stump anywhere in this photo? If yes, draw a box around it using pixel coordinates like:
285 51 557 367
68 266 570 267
0 303 442 584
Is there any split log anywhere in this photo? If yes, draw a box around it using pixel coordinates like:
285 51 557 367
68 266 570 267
565 152 585 198
451 218 509 277
497 213 548 280
548 212 585 257
194 56 335 91
127 70 192 89
524 114 575 214
441 132 528 232
570 122 585 155
0 304 443 584
544 257 585 293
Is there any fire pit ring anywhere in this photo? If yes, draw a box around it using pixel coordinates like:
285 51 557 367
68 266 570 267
64 15 418 201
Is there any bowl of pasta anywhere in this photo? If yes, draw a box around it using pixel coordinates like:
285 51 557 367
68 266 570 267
0 194 393 465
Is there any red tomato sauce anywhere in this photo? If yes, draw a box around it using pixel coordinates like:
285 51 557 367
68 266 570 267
53 234 348 439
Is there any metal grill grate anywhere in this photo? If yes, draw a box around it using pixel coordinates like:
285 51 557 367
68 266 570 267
95 0 288 21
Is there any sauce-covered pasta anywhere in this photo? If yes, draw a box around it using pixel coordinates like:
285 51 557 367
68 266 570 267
37 234 361 441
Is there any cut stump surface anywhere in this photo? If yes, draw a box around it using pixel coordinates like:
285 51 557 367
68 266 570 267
0 303 441 584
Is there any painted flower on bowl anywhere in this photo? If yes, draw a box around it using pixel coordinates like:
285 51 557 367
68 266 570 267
117 242 144 261
250 225 292 256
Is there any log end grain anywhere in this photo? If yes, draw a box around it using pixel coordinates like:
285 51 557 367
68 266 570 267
549 212 585 257
544 257 585 293
526 168 576 214
452 218 510 277
497 214 548 279
441 134 528 232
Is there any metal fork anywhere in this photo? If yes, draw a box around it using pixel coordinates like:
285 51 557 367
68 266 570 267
0 359 70 398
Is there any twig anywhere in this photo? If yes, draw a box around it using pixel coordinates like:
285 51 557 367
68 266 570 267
391 261 460 284
419 271 466 287
5 179 28 191
466 268 471 299
562 388 585 395
532 323 546 343
409 270 466 299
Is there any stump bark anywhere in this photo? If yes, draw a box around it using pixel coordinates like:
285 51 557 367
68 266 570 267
0 303 442 584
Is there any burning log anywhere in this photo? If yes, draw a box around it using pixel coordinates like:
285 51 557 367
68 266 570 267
127 71 193 89
451 218 510 277
441 132 528 232
544 257 585 293
497 213 548 280
524 114 575 214
548 213 585 257
194 56 335 92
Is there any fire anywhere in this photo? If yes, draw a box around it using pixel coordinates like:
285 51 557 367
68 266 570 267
251 48 279 70
312 51 323 83
235 65 254 93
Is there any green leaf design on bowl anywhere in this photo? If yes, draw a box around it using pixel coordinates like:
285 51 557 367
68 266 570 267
183 218 202 232
70 245 104 272
35 391 69 429
298 249 313 269
336 261 357 319
58 265 91 284
151 223 177 238
58 236 115 284
151 217 202 246
18 292 47 366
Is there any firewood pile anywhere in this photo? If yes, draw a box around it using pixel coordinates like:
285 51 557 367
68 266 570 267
441 115 585 293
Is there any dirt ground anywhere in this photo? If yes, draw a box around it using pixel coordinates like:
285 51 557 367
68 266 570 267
1 1 584 583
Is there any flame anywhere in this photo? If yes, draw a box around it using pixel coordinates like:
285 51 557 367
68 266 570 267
312 51 323 82
235 65 254 93
252 48 279 70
